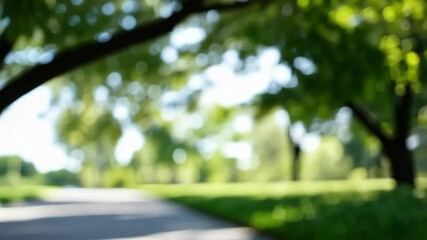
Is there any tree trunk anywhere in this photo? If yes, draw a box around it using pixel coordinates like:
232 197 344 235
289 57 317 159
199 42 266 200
347 84 416 187
291 144 301 181
388 84 415 187
96 142 105 187
287 124 302 181
198 159 210 182
384 140 415 187
170 164 178 184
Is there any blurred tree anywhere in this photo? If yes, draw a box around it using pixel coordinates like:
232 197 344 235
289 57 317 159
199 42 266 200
302 136 353 180
132 123 192 183
198 0 427 186
44 169 79 186
0 156 37 184
103 166 137 187
252 111 292 181
57 104 122 186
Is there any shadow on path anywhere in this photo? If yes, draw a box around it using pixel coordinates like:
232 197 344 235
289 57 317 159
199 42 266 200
0 189 274 240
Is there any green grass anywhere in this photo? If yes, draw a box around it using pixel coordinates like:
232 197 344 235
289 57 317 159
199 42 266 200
142 179 427 240
0 185 51 204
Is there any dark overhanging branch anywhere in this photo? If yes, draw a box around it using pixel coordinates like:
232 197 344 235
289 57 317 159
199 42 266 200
346 101 392 148
0 9 189 115
200 0 259 11
0 0 257 114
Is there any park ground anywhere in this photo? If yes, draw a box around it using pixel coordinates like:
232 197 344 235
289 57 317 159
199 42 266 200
1 179 427 239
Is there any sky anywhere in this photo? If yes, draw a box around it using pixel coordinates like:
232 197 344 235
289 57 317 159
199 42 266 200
0 86 77 173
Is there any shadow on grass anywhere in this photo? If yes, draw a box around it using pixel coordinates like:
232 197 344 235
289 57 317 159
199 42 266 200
168 188 427 240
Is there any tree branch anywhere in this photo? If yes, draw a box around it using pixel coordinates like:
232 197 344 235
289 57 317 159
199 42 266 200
201 0 255 11
346 101 392 147
0 0 258 114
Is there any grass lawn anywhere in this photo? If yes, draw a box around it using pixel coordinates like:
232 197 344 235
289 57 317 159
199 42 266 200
0 185 51 204
142 179 427 240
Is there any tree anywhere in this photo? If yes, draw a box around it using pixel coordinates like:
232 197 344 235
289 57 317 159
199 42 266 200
197 0 427 187
4 0 424 188
0 156 37 184
253 111 293 181
134 124 184 183
56 105 122 186
44 169 79 186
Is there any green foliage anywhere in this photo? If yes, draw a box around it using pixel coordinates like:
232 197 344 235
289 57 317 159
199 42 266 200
0 185 49 204
57 102 122 184
301 136 353 180
57 104 122 150
0 156 37 177
78 162 100 187
196 0 426 134
249 1 390 121
251 112 292 181
43 169 79 186
103 167 137 188
2 0 51 41
143 181 427 240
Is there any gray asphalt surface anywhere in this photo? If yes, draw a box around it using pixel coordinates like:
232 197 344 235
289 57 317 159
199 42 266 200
0 188 275 240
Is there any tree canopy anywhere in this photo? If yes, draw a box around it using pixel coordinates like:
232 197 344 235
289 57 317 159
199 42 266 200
1 0 427 186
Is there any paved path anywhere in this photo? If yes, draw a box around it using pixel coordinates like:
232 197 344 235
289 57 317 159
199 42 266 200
0 188 274 240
